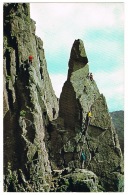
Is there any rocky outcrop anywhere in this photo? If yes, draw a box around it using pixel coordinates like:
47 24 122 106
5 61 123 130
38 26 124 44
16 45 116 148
48 39 124 192
51 168 103 192
3 3 124 192
3 3 58 192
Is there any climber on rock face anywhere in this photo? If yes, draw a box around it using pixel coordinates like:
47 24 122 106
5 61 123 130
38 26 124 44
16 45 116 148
80 147 86 169
90 73 93 81
87 111 92 126
29 55 33 64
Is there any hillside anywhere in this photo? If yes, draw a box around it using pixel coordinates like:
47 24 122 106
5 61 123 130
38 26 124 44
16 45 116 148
110 111 124 153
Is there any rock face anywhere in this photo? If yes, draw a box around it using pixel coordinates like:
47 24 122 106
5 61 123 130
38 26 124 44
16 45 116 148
48 39 124 192
3 3 124 192
3 3 58 192
51 168 103 192
110 111 124 153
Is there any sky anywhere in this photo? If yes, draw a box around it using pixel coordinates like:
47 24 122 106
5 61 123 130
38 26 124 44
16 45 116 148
30 2 124 112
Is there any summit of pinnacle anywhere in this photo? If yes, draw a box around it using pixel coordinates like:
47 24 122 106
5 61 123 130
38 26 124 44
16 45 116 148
68 39 88 79
70 39 88 63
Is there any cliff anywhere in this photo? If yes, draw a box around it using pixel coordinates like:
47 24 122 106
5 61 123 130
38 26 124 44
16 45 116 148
3 3 124 192
3 3 58 192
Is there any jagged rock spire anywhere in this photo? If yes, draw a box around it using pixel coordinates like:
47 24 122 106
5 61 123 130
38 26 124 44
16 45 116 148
68 39 88 79
57 39 124 192
70 39 88 62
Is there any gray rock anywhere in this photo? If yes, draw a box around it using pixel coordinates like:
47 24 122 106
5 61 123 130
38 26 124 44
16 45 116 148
49 39 124 192
3 3 124 192
3 3 58 192
52 168 103 192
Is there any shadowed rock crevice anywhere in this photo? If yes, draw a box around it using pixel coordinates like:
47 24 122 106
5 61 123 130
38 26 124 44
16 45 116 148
5 49 11 75
59 81 82 130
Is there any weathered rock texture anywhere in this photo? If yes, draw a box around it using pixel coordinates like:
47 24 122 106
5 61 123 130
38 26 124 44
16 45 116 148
48 39 124 192
3 3 124 192
3 3 58 192
110 110 124 153
51 168 103 192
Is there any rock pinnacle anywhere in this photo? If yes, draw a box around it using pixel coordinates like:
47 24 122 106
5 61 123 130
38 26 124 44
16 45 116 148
68 39 88 78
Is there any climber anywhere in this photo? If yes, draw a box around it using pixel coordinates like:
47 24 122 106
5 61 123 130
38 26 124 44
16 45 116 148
28 55 33 64
90 73 93 81
80 147 86 169
87 111 92 126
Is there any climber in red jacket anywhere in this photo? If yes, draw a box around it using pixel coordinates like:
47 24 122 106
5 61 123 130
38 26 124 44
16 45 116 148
29 55 33 64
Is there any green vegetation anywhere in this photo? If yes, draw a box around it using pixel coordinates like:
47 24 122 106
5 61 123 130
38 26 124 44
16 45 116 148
6 75 11 81
20 110 26 117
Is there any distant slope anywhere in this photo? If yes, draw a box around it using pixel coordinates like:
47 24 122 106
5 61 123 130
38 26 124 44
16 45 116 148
110 111 124 153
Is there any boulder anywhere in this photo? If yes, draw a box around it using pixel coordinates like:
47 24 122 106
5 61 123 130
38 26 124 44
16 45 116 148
52 168 103 192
